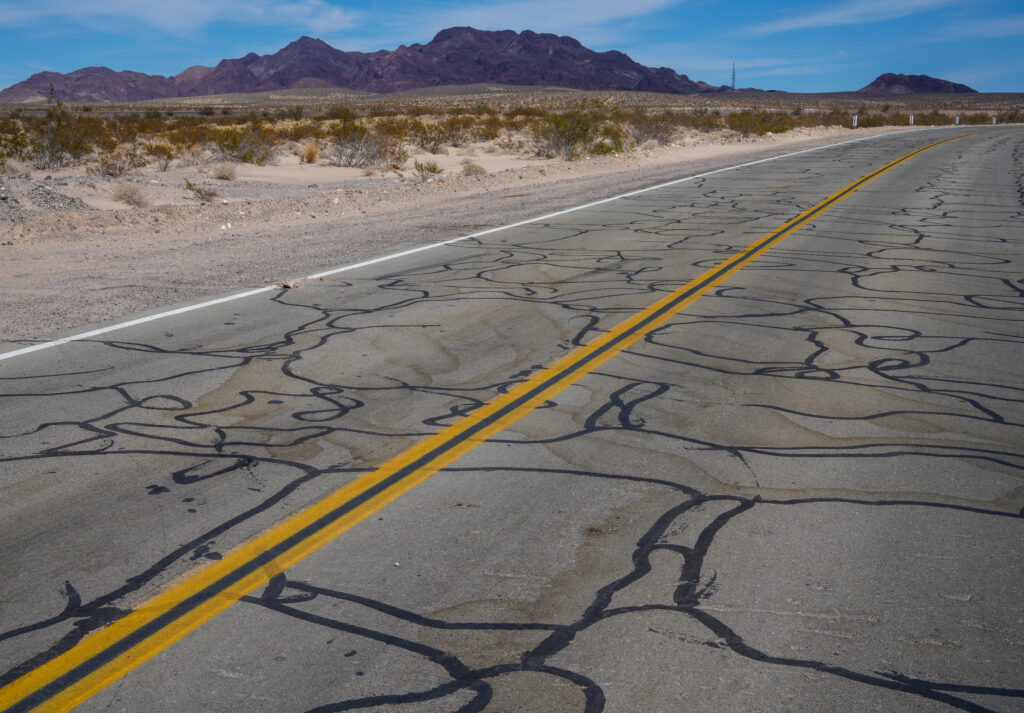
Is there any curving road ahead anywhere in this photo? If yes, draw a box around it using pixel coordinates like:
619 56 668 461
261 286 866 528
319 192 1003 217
1 127 1022 713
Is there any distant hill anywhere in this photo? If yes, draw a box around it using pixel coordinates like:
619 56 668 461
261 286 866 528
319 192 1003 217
858 73 977 94
0 27 728 103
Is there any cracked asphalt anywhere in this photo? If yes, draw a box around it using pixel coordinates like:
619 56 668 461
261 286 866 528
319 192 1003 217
1 126 1022 713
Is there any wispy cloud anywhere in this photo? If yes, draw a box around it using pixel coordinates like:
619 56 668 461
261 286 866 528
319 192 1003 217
628 43 844 83
0 0 359 34
748 0 954 35
430 0 683 32
938 13 1024 40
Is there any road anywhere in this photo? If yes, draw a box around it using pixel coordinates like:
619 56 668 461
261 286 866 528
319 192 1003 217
1 127 1022 713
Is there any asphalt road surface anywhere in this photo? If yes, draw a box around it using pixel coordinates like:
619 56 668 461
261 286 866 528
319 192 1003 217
1 127 1022 713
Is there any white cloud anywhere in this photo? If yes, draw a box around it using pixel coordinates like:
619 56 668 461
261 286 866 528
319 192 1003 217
0 0 359 34
748 0 954 35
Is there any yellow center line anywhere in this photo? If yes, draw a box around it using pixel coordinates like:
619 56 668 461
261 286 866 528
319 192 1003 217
0 132 970 713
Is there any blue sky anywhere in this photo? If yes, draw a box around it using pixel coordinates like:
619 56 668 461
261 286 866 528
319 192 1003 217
0 0 1021 93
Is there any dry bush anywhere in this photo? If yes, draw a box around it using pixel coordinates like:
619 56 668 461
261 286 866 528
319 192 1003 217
90 144 148 177
467 115 504 141
326 121 407 167
184 178 218 202
111 182 148 208
146 142 176 171
30 90 92 168
531 109 624 158
461 162 487 176
413 159 442 181
213 119 282 165
212 163 237 180
299 142 319 164
624 110 678 144
0 118 30 163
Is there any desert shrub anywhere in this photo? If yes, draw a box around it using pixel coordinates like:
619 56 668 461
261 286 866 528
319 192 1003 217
726 109 790 136
299 142 319 164
213 119 282 165
439 115 473 147
592 123 625 154
90 144 148 176
408 119 443 153
366 104 397 118
856 113 888 128
278 120 323 142
802 109 853 129
146 142 176 171
198 106 215 116
30 88 92 168
413 159 442 181
962 112 993 125
0 119 30 161
326 105 359 122
184 178 218 201
997 108 1024 124
111 182 147 208
680 109 724 132
212 163 237 180
532 110 599 159
326 121 407 167
625 110 678 144
472 102 494 114
461 162 487 176
375 116 411 141
884 112 912 126
143 108 162 120
467 115 504 142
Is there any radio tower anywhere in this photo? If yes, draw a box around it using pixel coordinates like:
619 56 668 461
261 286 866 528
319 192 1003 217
731 62 736 90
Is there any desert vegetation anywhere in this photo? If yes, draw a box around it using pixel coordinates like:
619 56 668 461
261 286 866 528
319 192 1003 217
2 86 1020 177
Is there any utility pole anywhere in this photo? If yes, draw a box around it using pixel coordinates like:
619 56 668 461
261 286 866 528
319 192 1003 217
732 62 736 91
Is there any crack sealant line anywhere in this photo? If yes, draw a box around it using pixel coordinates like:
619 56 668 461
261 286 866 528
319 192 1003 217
0 127 946 364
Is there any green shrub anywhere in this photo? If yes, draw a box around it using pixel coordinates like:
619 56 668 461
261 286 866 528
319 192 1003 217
30 87 92 168
726 109 790 136
413 159 442 181
532 110 598 159
213 119 282 165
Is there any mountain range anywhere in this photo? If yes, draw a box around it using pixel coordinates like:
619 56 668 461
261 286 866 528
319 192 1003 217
0 28 980 104
0 27 726 104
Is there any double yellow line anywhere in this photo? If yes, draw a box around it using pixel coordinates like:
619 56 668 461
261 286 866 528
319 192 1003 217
0 133 968 713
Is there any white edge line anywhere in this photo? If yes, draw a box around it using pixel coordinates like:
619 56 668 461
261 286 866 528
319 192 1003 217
0 128 934 363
